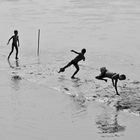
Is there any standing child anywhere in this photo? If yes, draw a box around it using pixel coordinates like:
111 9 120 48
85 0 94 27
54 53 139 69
95 67 126 95
7 30 20 60
58 48 86 79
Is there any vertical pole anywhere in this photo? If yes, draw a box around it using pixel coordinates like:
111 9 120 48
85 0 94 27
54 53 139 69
37 29 40 56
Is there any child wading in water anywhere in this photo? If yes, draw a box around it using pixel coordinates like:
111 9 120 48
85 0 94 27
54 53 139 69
95 67 126 95
58 48 86 79
7 30 20 60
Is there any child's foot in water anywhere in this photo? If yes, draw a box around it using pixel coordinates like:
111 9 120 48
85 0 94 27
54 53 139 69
58 68 65 73
71 76 79 79
71 76 75 79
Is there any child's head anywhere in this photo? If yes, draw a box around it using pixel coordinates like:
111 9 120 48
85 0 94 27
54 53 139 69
100 67 107 73
81 48 86 54
14 30 18 35
119 74 126 80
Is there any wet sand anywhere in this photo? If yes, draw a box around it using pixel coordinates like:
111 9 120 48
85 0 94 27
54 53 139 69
0 53 139 140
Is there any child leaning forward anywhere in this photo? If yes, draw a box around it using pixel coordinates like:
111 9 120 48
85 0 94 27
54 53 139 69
95 67 126 95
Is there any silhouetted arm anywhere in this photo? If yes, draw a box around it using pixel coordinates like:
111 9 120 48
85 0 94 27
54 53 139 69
83 56 85 61
71 50 80 54
17 36 20 47
7 36 13 45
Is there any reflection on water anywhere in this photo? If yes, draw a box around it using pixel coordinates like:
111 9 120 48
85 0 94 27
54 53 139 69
7 59 14 68
96 106 125 137
15 59 19 67
116 82 140 116
7 59 20 68
10 85 21 121
58 75 87 121
71 93 87 122
11 74 22 91
93 78 140 116
7 59 22 91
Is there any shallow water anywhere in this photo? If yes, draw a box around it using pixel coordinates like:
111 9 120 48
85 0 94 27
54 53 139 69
0 0 140 139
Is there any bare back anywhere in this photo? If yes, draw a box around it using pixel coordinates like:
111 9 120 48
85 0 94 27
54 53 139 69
12 35 19 45
104 71 117 79
73 53 85 63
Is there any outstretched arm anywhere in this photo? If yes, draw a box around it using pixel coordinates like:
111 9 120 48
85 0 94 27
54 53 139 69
7 36 13 45
71 50 80 54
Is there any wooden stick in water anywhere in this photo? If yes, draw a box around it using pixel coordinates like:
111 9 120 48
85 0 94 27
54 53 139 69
37 29 40 56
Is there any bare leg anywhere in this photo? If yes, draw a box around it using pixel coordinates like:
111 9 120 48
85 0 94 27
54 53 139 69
15 46 18 59
95 76 107 82
58 61 72 73
8 45 14 59
63 61 72 69
71 64 79 79
114 85 119 95
7 59 14 68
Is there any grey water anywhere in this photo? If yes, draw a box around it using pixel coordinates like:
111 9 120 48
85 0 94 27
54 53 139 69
0 0 140 138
